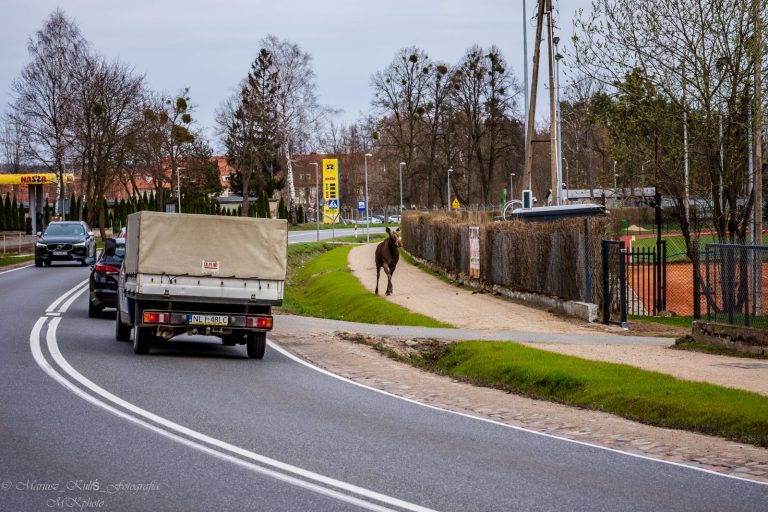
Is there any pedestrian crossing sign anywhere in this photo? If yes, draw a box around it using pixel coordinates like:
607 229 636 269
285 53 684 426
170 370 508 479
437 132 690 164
327 199 339 209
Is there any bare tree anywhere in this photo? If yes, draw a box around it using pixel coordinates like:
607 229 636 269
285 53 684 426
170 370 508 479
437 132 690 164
0 114 27 172
573 0 766 251
9 9 87 214
70 53 143 236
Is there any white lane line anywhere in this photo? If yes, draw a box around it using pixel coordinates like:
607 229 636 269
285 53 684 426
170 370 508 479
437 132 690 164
57 281 89 313
268 343 768 487
45 278 88 313
34 285 440 512
0 263 33 275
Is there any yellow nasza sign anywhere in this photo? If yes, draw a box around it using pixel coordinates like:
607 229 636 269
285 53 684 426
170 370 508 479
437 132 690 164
0 173 74 185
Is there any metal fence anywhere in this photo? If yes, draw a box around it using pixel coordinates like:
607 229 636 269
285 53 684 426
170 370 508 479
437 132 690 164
694 243 768 328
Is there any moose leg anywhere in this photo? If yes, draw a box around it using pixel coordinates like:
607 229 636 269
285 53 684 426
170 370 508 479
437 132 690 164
383 264 393 296
375 264 381 295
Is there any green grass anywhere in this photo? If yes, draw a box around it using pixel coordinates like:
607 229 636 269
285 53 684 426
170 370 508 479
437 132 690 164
0 254 34 267
281 243 452 327
426 340 768 446
629 314 693 329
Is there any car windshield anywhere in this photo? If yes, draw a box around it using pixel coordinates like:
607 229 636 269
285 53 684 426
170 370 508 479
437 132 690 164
44 224 84 237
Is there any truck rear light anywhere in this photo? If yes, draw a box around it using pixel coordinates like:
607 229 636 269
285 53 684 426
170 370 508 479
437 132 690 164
143 311 170 324
246 316 272 329
95 264 120 275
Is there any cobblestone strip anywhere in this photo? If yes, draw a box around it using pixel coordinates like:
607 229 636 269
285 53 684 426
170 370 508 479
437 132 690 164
270 331 768 484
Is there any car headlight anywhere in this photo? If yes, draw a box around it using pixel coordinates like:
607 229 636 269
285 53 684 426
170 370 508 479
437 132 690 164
36 242 46 248
73 242 86 247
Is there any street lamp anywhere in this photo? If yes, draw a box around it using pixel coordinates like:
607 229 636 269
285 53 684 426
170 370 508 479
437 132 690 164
613 160 619 203
399 162 406 212
364 153 372 242
447 168 454 211
310 162 319 241
510 173 515 202
176 166 185 213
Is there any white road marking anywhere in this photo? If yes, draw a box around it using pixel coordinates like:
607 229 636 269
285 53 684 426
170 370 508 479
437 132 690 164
0 263 33 275
30 284 441 512
45 278 88 313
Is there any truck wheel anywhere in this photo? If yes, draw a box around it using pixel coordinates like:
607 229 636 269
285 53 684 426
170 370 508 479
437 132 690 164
246 332 266 359
88 299 103 318
115 312 131 342
133 309 153 354
133 327 153 354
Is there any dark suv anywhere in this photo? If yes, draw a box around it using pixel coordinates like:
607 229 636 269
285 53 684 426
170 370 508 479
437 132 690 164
35 221 96 267
88 237 125 317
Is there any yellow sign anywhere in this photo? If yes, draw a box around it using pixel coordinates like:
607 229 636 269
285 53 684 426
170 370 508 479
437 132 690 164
322 158 339 224
0 173 74 185
451 197 460 209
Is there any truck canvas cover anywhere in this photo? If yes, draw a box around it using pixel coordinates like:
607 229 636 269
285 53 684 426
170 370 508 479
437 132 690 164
124 211 287 280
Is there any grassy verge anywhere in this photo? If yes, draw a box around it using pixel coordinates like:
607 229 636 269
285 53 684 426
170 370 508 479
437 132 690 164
0 254 34 268
629 315 693 329
411 340 768 446
281 242 452 327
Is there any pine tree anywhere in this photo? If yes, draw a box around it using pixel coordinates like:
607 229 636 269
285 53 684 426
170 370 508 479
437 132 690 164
3 194 10 231
17 198 26 231
69 192 77 220
0 194 6 231
44 199 51 226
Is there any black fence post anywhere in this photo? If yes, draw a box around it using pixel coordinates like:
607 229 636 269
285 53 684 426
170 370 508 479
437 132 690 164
619 245 628 328
693 240 701 319
601 240 610 325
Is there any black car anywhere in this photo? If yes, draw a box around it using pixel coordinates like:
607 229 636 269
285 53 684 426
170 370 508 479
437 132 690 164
88 238 125 318
35 221 96 267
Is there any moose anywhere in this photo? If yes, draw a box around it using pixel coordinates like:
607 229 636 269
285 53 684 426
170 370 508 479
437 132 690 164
375 227 402 296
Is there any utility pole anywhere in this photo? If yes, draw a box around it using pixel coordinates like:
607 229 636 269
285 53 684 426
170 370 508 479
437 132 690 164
754 0 763 246
546 0 558 204
523 0 546 193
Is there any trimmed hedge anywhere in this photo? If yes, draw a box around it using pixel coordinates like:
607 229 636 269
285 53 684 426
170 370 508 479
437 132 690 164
401 211 617 303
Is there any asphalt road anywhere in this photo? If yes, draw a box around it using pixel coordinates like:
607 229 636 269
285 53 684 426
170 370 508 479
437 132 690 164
1 252 767 511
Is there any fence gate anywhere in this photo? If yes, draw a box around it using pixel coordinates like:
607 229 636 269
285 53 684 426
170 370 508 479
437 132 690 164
602 239 667 325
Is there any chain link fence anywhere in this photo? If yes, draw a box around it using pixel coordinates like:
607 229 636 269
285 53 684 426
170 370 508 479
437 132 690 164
695 243 768 328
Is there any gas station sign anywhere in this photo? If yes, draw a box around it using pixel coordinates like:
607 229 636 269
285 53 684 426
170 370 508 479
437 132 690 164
322 158 339 224
0 173 74 185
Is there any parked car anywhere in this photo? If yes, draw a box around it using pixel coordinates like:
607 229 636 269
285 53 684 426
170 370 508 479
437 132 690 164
88 238 125 318
35 221 96 267
356 216 383 225
387 215 401 224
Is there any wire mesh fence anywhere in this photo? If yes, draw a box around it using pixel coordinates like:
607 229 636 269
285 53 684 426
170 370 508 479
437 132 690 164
695 243 768 328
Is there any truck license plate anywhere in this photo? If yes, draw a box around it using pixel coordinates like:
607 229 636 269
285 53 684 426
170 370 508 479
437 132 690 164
53 251 67 256
188 314 229 326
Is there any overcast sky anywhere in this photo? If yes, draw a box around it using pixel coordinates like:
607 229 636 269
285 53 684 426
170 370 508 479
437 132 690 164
1 0 592 149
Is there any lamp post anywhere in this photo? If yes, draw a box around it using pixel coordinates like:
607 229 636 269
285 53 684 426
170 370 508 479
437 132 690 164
311 162 319 241
447 168 454 211
399 162 405 213
176 166 184 213
364 153 372 242
613 160 619 204
510 173 515 202
562 159 568 203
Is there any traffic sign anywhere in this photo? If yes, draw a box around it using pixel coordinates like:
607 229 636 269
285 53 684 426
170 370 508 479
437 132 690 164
327 199 339 209
357 200 366 212
451 197 460 209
